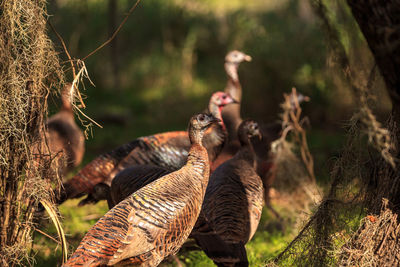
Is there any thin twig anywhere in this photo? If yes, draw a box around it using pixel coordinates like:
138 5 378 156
81 0 142 61
48 20 86 109
73 104 103 129
48 20 76 78
34 228 60 245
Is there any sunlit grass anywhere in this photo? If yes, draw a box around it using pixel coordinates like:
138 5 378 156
34 198 298 266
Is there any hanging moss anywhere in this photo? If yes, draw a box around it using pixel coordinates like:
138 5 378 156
0 0 64 265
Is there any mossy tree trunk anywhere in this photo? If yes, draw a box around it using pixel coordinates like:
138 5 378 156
346 0 400 213
0 1 63 266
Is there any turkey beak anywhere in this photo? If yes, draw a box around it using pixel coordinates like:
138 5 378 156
244 55 252 62
212 117 221 124
231 97 239 104
209 116 221 124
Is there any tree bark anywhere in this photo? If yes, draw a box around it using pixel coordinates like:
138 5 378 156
346 0 400 211
347 1 400 105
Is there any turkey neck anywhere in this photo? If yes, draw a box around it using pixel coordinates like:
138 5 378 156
224 62 242 102
61 86 73 114
236 135 257 169
187 126 210 191
203 102 227 161
223 62 243 144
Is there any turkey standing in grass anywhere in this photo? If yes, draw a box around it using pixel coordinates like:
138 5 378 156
192 120 264 267
58 92 235 205
64 113 219 267
214 51 309 215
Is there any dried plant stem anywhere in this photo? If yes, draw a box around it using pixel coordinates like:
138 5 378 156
34 228 60 245
48 21 87 109
282 88 316 184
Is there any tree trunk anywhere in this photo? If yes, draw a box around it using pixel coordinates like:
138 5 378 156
0 1 63 265
346 0 400 212
347 1 400 106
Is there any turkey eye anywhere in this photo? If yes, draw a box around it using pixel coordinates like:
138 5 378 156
199 115 205 121
222 95 227 99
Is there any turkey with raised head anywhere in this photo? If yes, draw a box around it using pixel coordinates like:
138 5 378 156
58 91 235 205
64 113 219 267
86 91 235 208
192 119 264 267
211 50 251 171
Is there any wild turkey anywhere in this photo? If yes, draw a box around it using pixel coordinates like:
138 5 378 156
36 83 85 175
58 92 235 205
191 120 264 267
82 91 234 207
64 113 219 267
211 50 252 171
214 51 310 212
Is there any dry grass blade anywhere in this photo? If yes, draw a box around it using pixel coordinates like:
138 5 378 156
69 61 103 134
40 200 68 264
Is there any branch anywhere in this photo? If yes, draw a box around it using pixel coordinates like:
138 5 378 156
82 0 142 61
34 228 61 245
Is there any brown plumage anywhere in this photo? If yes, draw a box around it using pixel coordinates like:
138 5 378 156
210 51 278 208
109 165 171 208
64 113 219 267
35 83 85 175
58 92 234 205
192 120 264 267
84 91 234 208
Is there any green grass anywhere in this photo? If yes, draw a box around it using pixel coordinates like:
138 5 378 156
33 197 297 266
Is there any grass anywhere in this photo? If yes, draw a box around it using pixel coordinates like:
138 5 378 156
33 195 299 266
